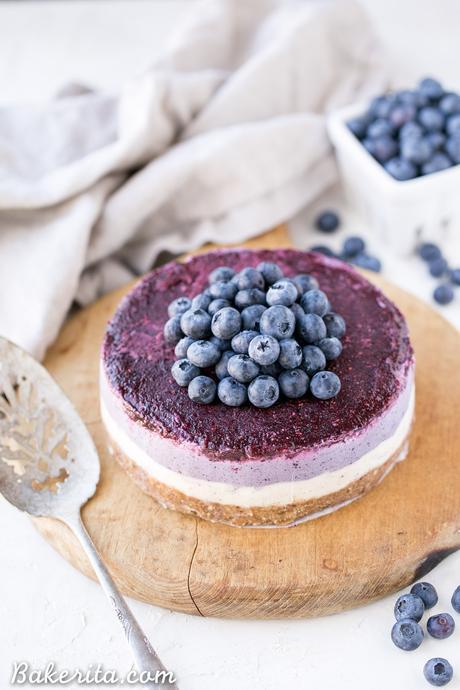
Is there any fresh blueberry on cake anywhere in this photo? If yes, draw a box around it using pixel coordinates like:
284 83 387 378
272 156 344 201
100 249 415 527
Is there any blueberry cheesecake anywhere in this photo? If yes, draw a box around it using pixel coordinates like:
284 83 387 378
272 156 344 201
100 249 415 527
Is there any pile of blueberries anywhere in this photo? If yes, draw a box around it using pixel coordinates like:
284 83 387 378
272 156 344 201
348 77 460 180
417 242 459 306
391 581 460 686
164 262 346 408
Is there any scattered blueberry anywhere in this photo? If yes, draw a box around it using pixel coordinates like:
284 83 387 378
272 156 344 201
419 242 442 262
211 307 242 339
248 335 281 366
427 613 455 639
310 371 341 400
310 245 336 257
410 582 438 609
266 280 298 307
164 315 184 344
168 296 192 318
187 339 221 368
248 375 280 408
451 586 460 612
257 261 284 285
278 338 303 369
180 308 212 339
449 269 460 285
323 313 346 339
278 369 309 399
352 253 382 272
171 359 200 387
260 305 296 340
318 337 343 361
342 236 366 258
227 354 260 383
433 284 454 305
315 210 340 233
217 377 248 407
394 593 425 622
187 375 216 404
231 330 258 354
429 257 448 277
209 266 235 284
423 658 453 687
391 618 424 651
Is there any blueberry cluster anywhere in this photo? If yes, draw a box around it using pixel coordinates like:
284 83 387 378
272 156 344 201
418 242 459 306
164 262 346 407
391 581 460 686
348 77 460 180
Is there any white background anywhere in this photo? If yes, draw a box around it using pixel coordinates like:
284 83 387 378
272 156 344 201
0 2 459 689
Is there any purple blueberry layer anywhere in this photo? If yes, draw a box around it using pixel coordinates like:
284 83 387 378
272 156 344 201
102 249 414 463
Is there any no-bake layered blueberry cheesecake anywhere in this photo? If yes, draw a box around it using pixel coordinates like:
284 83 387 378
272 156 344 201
100 249 415 527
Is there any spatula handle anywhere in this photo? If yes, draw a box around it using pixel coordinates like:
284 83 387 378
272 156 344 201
65 512 178 689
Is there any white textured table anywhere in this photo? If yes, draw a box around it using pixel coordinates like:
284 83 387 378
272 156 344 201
1 3 459 689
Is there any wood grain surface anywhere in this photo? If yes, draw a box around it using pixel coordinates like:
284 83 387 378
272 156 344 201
34 227 460 619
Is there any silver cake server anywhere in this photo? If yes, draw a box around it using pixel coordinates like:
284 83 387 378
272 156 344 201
0 336 178 689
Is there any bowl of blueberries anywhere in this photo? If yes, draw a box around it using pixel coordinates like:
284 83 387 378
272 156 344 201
327 77 460 256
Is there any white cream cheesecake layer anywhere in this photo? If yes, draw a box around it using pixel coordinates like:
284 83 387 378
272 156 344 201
101 388 415 508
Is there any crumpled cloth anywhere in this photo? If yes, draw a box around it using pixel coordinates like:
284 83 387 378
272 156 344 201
0 0 384 359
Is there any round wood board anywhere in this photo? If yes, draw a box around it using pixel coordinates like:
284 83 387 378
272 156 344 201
35 228 460 619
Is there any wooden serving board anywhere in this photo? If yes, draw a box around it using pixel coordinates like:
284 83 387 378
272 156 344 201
35 227 460 619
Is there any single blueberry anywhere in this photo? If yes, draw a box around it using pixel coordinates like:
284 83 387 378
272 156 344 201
427 613 455 639
235 267 265 291
352 253 382 272
399 121 424 140
211 307 242 339
391 618 424 651
419 242 442 261
248 334 281 366
347 115 369 139
323 312 346 339
310 244 336 257
188 375 216 404
297 313 327 344
440 92 460 115
418 107 444 131
209 280 238 301
451 585 460 612
234 288 266 310
260 305 296 340
315 210 340 234
445 136 460 164
248 375 280 408
191 292 213 311
278 338 303 369
450 269 460 286
256 261 284 285
208 298 231 316
164 315 184 344
168 296 192 318
208 266 235 284
187 339 221 368
421 153 452 175
384 157 418 181
292 273 319 294
227 354 260 383
401 136 434 165
423 658 453 687
209 335 231 352
318 337 343 361
446 114 460 136
418 77 444 101
342 235 366 258
433 284 454 305
371 135 399 163
175 336 195 359
171 359 200 387
180 308 212 339
301 345 327 376
426 131 446 150
278 369 309 399
231 330 258 354
300 289 330 316
429 257 448 277
394 593 425 622
310 371 341 400
410 582 438 609
367 118 394 138
266 279 298 307
241 304 267 331
215 350 235 380
217 377 248 407
389 104 416 129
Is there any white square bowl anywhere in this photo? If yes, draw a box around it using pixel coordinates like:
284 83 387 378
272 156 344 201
327 103 460 257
